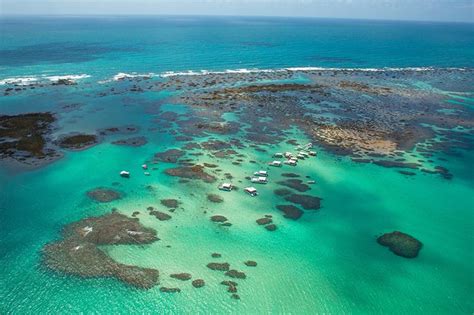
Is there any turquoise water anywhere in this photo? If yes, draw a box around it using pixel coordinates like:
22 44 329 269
1 16 474 314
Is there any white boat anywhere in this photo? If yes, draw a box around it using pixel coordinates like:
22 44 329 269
219 183 233 191
297 154 305 159
120 170 130 178
309 151 317 156
142 164 148 170
308 180 316 184
251 176 268 184
284 152 293 158
273 153 284 158
254 170 268 177
284 160 297 166
268 160 282 167
245 187 258 196
144 172 150 176
299 151 309 157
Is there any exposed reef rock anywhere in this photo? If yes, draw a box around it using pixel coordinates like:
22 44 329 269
284 194 321 210
165 165 217 183
57 134 98 150
0 112 58 165
86 188 122 203
276 205 304 220
42 211 159 289
377 231 423 258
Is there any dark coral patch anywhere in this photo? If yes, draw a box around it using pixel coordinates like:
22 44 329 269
154 149 185 163
277 179 311 192
276 205 303 220
112 136 147 147
377 231 423 258
165 165 216 183
284 194 321 210
207 193 224 203
87 188 122 203
207 262 230 271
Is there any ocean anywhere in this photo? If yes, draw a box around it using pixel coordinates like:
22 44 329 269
0 16 473 314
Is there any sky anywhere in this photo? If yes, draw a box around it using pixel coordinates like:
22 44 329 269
0 0 472 23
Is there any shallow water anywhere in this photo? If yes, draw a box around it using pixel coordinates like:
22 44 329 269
1 16 474 314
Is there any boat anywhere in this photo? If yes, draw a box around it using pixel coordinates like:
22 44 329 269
297 154 305 159
251 176 268 184
142 164 148 170
268 160 282 167
219 183 233 191
120 170 130 178
309 151 317 156
245 187 258 196
254 170 268 177
284 152 293 158
144 172 150 176
308 180 316 184
273 153 284 158
284 160 297 166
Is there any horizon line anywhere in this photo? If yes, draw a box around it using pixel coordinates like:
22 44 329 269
1 13 473 24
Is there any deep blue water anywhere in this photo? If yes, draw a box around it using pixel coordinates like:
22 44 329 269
1 16 473 80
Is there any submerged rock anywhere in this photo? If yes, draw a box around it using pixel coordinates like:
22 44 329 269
86 188 122 203
256 217 272 225
207 262 230 271
154 149 185 163
277 179 311 192
160 199 180 208
207 193 224 203
170 273 192 281
265 224 277 231
160 287 181 293
274 188 292 196
192 279 205 288
276 205 303 220
244 260 257 267
112 136 148 147
225 269 246 279
165 165 217 183
211 215 228 223
41 211 159 289
284 194 321 210
221 280 238 293
149 210 172 221
377 231 423 258
211 253 222 258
